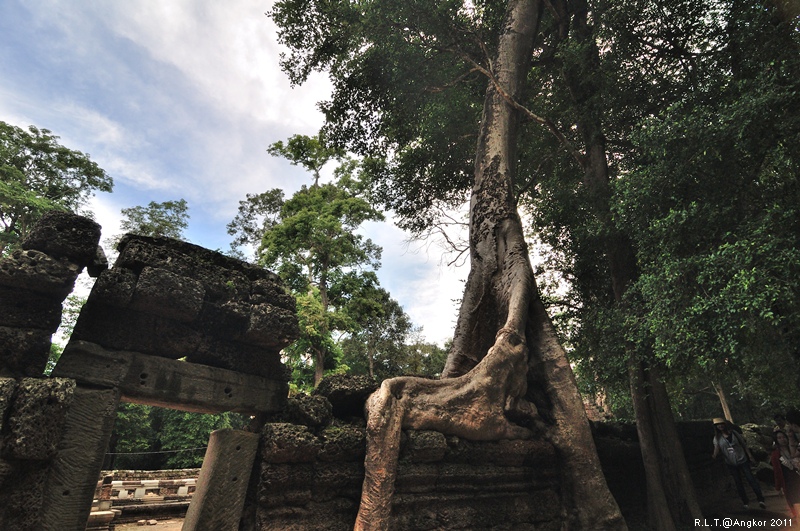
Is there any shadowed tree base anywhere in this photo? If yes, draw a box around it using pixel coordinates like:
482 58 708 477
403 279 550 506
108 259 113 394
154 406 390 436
354 329 538 530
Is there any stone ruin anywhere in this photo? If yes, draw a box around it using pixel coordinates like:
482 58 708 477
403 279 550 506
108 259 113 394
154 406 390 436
0 211 742 530
0 211 300 530
0 211 569 530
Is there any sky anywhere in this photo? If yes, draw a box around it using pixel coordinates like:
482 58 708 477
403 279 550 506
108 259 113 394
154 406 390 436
0 0 468 345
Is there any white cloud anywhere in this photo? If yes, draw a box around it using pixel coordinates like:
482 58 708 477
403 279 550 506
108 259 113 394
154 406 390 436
1 0 472 346
98 0 332 130
362 218 469 346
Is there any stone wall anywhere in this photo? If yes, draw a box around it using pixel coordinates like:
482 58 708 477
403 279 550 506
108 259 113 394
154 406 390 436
102 469 201 481
254 376 565 531
0 211 783 530
70 233 298 378
0 213 299 530
0 211 102 377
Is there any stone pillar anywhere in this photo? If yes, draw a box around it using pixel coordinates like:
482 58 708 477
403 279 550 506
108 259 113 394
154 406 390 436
0 377 78 530
183 429 260 531
0 212 104 530
39 386 120 531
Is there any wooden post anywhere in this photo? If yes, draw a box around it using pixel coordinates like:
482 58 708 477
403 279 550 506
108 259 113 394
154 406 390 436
182 429 260 531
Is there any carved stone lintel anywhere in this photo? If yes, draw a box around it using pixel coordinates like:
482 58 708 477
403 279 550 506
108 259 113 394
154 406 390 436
52 341 287 415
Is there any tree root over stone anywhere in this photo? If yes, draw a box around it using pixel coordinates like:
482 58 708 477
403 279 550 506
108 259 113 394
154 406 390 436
354 328 540 531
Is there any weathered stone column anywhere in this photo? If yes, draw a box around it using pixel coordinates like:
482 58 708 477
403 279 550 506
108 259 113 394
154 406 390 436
182 429 261 531
0 212 103 531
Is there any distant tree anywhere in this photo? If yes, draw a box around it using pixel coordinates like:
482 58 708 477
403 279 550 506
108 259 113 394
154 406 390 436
338 283 413 380
104 403 156 469
156 409 242 469
247 137 385 386
226 189 284 258
117 199 189 240
0 121 112 254
401 336 449 379
267 133 344 186
263 180 384 386
105 406 243 470
45 293 86 374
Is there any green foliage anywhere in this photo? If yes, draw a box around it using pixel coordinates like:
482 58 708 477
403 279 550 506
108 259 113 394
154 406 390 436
45 343 63 376
338 285 410 379
282 286 345 392
270 0 489 233
226 189 284 256
260 182 384 289
107 403 156 469
252 136 387 385
271 0 800 415
609 1 800 406
106 404 244 470
156 410 240 469
267 133 344 186
118 199 189 240
0 121 112 254
46 293 87 374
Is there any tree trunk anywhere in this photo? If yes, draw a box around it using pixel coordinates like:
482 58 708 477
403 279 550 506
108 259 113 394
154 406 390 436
355 0 625 528
367 342 375 379
313 346 324 388
562 3 705 527
712 381 733 423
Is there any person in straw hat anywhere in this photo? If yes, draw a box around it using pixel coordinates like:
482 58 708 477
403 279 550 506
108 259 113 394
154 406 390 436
711 417 766 510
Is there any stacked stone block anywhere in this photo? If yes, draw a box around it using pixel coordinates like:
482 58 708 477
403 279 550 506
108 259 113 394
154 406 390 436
71 234 298 378
0 211 102 530
0 211 102 377
42 233 298 530
256 375 564 530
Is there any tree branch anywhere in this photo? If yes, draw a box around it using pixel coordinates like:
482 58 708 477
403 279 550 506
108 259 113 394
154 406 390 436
449 45 587 169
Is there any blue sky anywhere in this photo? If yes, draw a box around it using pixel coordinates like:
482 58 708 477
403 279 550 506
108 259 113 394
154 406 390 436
0 0 467 345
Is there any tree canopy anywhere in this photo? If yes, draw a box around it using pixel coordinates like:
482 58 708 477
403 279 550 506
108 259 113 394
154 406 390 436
271 0 800 418
0 121 113 254
230 135 387 387
271 0 800 527
119 199 189 240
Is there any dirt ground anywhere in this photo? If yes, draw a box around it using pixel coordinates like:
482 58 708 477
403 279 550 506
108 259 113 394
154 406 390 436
108 488 798 530
113 518 184 531
702 489 798 530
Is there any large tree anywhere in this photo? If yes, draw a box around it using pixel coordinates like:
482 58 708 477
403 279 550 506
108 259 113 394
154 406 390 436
231 142 385 386
273 0 800 527
272 0 625 528
0 121 112 254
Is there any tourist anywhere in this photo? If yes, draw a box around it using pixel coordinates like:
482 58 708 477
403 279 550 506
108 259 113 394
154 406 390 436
711 418 766 510
774 413 787 432
771 429 800 517
785 409 800 453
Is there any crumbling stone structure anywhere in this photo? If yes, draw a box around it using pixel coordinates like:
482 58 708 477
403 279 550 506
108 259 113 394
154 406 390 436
0 211 104 530
0 211 103 377
1 211 753 531
257 375 563 530
0 213 298 530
